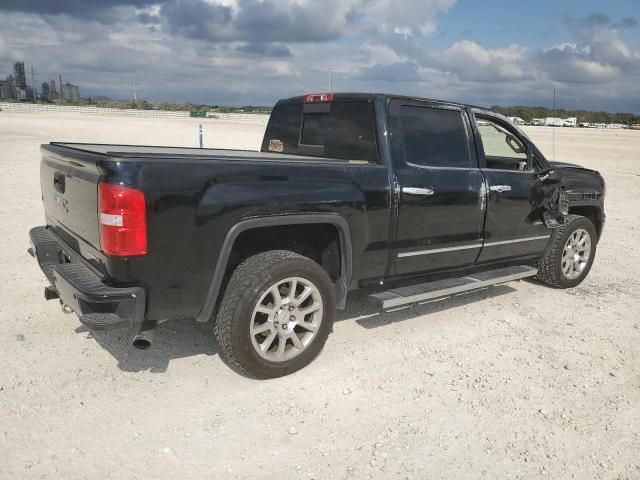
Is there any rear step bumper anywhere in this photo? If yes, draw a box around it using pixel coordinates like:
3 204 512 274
29 226 146 336
369 265 538 309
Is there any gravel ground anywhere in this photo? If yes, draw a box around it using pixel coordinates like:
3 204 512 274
1 112 639 480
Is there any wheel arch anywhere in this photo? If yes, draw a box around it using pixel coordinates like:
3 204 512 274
196 214 353 323
568 204 604 240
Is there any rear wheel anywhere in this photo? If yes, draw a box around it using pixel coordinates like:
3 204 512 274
536 214 597 288
214 250 335 379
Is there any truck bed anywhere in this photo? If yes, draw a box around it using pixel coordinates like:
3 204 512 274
50 142 369 164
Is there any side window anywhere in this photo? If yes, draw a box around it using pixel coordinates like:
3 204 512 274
476 117 529 171
399 105 470 168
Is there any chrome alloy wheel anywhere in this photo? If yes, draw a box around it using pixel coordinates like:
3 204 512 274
561 228 592 280
250 277 323 362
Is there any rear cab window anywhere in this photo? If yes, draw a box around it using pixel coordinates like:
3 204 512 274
261 98 378 163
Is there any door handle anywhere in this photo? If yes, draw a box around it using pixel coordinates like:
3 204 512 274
402 187 434 196
489 185 512 193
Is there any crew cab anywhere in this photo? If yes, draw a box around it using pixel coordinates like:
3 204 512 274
29 93 606 378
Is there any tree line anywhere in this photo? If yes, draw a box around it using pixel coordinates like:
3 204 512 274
92 99 271 114
491 105 640 125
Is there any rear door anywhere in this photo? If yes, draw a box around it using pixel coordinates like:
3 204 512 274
389 100 485 275
471 112 551 262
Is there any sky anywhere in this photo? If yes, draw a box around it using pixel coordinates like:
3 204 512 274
0 0 639 112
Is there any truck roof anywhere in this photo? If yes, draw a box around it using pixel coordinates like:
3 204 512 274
276 92 488 112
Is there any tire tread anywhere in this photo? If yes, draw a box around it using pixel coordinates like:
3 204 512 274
536 214 590 288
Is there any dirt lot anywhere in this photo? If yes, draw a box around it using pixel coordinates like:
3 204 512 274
1 111 639 479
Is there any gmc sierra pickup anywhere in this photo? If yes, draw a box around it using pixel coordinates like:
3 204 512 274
29 92 605 378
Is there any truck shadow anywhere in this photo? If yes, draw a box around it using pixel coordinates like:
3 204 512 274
81 284 516 373
77 320 218 373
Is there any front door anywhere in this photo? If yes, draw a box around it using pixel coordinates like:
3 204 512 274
389 100 485 275
471 112 551 262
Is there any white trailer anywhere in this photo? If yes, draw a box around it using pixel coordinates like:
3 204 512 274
544 117 564 127
507 116 525 125
563 117 577 127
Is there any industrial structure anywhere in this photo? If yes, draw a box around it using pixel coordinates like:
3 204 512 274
0 60 77 103
61 82 80 102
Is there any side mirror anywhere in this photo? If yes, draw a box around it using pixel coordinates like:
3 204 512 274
505 134 525 154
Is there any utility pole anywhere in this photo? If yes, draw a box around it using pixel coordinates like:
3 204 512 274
59 74 63 103
133 72 137 101
552 87 557 162
328 67 333 92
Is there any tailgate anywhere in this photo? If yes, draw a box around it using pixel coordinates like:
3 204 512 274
40 145 103 252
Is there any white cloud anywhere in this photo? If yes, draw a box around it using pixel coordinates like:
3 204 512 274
362 0 456 37
429 41 531 82
0 6 639 112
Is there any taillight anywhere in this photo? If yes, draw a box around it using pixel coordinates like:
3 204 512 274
98 182 147 256
304 93 334 103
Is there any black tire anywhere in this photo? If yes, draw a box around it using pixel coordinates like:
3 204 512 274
536 214 598 288
214 250 336 379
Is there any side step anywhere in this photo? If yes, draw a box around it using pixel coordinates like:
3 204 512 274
369 265 538 309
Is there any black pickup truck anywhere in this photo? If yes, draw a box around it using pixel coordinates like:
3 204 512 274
29 92 605 378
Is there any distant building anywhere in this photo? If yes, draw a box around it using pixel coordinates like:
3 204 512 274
15 86 27 101
49 80 59 101
13 62 27 90
41 81 50 101
0 77 16 99
61 82 80 102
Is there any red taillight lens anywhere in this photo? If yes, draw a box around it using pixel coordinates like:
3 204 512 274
304 93 334 103
98 182 147 256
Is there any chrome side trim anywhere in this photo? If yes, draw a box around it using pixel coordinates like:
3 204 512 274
398 235 550 258
484 235 550 247
402 187 434 196
398 242 483 258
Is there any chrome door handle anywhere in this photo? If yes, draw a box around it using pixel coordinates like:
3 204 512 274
402 187 434 196
490 185 512 193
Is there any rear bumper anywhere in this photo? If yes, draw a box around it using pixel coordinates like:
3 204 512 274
29 226 146 338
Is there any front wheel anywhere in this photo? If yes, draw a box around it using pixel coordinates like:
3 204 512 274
536 214 598 288
214 250 336 379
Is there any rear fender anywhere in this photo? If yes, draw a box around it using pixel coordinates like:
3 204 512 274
196 214 353 323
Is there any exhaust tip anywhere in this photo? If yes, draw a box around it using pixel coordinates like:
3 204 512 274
44 286 60 301
132 336 152 350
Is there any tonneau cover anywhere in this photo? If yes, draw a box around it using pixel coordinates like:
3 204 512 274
49 143 367 164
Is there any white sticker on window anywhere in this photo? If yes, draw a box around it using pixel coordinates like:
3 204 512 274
268 139 284 153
